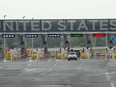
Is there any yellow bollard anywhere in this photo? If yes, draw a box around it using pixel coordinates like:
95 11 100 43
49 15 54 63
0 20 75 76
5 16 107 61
82 51 84 59
10 53 12 60
112 51 115 60
4 51 7 61
6 52 8 60
87 51 90 60
4 51 9 61
80 50 83 60
64 53 67 59
10 52 14 60
30 52 33 61
104 48 108 59
55 51 58 60
36 52 40 61
105 50 107 59
62 52 65 60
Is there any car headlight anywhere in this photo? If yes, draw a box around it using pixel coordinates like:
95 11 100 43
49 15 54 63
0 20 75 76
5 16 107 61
73 55 76 57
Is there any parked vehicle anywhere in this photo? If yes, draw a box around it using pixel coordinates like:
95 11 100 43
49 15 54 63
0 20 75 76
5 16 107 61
67 52 77 61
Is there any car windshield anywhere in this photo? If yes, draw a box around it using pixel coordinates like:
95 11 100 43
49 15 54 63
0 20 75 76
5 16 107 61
69 53 76 54
75 50 79 52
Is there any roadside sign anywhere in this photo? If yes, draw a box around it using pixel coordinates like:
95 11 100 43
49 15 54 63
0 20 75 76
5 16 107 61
93 33 105 37
48 34 60 37
112 38 116 44
25 34 38 38
71 34 83 37
1 34 15 38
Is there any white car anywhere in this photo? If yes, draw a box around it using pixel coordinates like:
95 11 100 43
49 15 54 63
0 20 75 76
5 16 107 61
67 52 77 61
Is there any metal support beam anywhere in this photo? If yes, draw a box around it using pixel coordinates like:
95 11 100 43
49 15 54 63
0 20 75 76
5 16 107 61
86 34 92 48
41 34 48 52
60 34 70 53
17 34 26 58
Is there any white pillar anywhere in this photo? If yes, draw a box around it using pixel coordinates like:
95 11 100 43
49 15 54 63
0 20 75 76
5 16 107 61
106 34 108 47
4 15 6 51
32 38 33 49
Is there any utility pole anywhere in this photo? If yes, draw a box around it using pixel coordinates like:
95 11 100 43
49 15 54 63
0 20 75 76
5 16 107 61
3 15 6 51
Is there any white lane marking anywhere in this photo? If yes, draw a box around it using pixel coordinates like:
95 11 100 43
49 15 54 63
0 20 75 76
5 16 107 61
55 59 62 62
23 61 34 71
3 60 11 62
76 60 85 70
39 74 76 76
41 61 60 75
66 85 72 87
26 61 34 67
111 83 115 87
0 66 2 69
48 59 53 62
105 72 115 87
48 61 59 71
105 72 111 81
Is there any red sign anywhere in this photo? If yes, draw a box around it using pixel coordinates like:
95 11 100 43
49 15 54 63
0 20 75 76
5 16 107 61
93 33 105 37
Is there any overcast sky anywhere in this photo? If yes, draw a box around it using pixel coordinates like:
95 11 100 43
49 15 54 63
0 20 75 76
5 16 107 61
0 0 116 19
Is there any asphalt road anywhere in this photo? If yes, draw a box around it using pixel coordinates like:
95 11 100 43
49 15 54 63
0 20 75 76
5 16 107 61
0 57 116 87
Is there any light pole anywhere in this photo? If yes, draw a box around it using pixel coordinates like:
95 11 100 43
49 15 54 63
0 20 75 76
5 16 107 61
23 16 25 19
4 15 6 19
23 16 26 47
106 34 108 47
32 18 34 49
4 15 6 51
32 37 34 49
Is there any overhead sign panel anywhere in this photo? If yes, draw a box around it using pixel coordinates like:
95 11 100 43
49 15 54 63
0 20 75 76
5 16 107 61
48 34 60 37
71 34 83 37
93 33 106 37
25 34 38 38
1 34 15 38
112 38 116 44
0 19 116 32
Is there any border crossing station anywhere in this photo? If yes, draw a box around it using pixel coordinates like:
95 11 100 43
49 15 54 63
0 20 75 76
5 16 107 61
1 19 116 87
0 19 116 61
